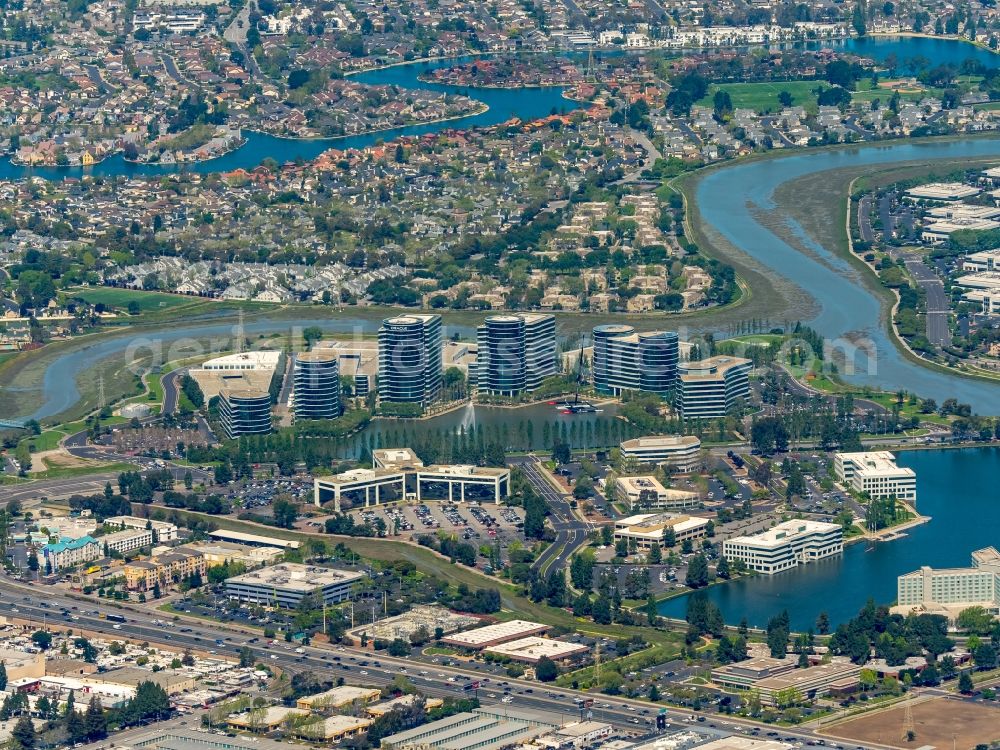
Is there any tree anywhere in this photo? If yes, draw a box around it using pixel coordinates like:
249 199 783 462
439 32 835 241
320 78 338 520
685 554 709 588
12 715 36 750
121 681 171 725
31 631 52 651
766 611 790 658
535 656 558 682
387 638 411 657
0 662 7 691
84 697 107 741
816 611 830 635
778 90 794 107
239 646 255 668
66 711 86 745
959 669 975 693
852 1 867 36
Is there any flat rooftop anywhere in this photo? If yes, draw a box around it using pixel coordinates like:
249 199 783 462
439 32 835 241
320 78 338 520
906 182 981 200
442 619 549 648
226 563 363 591
755 661 860 691
209 529 301 549
620 435 702 450
485 636 588 662
727 519 841 549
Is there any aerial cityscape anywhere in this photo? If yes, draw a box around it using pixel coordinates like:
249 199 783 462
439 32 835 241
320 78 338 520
1 0 1000 749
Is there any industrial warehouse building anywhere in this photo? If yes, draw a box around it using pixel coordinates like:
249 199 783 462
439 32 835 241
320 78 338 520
442 620 550 649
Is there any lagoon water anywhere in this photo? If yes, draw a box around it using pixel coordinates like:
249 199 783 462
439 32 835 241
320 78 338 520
9 36 1000 418
658 447 1000 630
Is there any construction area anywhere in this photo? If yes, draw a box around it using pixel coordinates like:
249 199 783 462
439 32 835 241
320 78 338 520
821 697 1000 749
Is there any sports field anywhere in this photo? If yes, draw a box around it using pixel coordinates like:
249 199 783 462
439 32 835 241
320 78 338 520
698 80 822 114
62 287 199 312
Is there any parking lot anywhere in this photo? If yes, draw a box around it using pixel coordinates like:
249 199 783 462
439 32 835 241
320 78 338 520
226 478 312 509
347 501 526 545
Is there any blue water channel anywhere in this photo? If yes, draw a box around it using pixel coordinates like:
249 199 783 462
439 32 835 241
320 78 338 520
8 36 1000 418
658 447 1000 630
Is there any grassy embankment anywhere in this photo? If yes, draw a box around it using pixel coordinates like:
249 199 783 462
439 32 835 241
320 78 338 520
157 506 684 653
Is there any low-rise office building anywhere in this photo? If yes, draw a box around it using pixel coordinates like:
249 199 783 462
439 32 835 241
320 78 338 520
105 516 178 543
102 528 154 555
752 661 861 706
179 540 284 569
367 695 444 718
712 657 796 692
295 685 381 710
723 520 843 574
614 476 700 511
619 435 702 472
834 451 916 503
613 513 710 551
676 356 752 419
314 449 510 511
295 715 373 741
224 563 363 607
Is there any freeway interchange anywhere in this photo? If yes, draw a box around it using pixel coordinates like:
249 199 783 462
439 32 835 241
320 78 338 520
0 575 874 749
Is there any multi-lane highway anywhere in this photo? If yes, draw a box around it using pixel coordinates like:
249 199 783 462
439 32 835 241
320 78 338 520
0 576 893 748
511 458 591 576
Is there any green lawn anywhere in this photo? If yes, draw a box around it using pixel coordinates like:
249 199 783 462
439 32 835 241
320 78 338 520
22 429 67 452
62 287 198 312
698 80 822 114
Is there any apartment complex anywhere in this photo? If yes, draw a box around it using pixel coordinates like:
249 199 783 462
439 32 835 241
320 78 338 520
218 389 272 438
124 549 207 592
613 476 699 511
834 451 917 503
378 314 443 406
105 516 179 542
676 356 752 419
293 352 341 420
592 325 679 396
619 435 702 472
896 547 1000 617
723 520 843 574
224 563 364 607
476 314 556 396
613 512 710 551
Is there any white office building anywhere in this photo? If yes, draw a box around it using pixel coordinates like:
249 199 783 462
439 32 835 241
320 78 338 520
613 476 699 511
619 435 702 472
225 563 364 607
613 513 710 551
723 520 843 575
834 451 916 503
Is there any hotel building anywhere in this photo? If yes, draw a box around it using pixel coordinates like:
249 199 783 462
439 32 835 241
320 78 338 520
102 528 154 555
378 314 443 406
723 520 843 575
619 435 702 472
676 356 752 419
592 325 679 396
834 451 916 503
105 516 178 542
476 314 556 396
225 563 364 607
218 389 272 438
124 549 207 592
293 351 341 420
40 536 101 573
896 547 1000 616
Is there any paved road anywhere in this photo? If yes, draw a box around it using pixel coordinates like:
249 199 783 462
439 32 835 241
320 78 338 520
510 458 590 576
858 194 874 244
0 576 889 747
904 258 950 347
162 367 185 416
617 128 663 184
